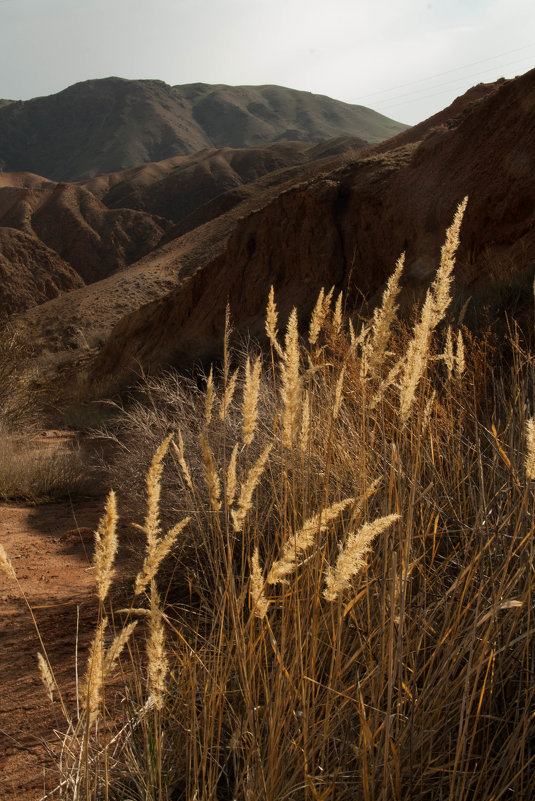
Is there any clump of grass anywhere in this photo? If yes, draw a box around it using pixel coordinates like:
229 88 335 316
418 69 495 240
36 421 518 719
0 324 89 503
0 428 87 502
5 199 535 800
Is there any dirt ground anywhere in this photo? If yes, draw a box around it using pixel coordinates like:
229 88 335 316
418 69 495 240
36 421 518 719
0 497 102 800
0 434 137 801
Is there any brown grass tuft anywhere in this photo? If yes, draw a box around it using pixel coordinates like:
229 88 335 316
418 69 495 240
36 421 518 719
27 202 535 801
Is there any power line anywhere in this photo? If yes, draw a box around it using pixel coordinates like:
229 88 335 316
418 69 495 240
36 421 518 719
372 54 533 105
368 54 534 113
354 41 535 101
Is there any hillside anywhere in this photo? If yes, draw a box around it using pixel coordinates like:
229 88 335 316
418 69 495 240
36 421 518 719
0 228 83 316
89 70 535 386
82 139 367 224
0 171 170 305
0 137 368 318
0 78 407 181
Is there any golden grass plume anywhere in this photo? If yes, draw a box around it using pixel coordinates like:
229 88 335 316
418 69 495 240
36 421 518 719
147 580 168 711
93 489 118 603
323 513 400 601
267 497 354 585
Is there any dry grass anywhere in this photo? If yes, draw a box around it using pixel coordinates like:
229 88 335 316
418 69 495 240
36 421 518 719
0 428 87 502
2 202 535 800
0 321 90 502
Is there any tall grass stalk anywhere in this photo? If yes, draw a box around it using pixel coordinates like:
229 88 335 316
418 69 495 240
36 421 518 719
9 201 534 800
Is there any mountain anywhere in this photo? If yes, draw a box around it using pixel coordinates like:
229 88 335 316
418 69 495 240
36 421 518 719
0 78 407 182
6 69 535 410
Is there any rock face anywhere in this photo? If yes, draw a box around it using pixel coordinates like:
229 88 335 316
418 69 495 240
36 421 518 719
0 228 83 317
0 78 407 181
90 69 535 385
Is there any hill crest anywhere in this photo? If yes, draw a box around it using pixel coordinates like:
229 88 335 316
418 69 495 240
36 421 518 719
0 77 408 182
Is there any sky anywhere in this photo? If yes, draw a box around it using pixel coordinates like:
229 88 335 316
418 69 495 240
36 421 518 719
0 0 534 125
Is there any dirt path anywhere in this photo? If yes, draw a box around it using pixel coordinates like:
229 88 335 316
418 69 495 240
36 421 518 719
0 497 106 800
0 426 144 801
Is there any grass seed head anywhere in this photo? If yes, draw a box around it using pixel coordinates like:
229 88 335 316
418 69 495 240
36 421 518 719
134 516 190 596
93 489 118 602
226 442 239 508
324 513 400 601
250 547 269 619
431 196 468 325
332 291 343 335
37 652 57 703
220 367 238 421
242 356 262 447
399 294 434 423
204 366 215 426
147 581 168 711
300 390 310 455
266 285 283 357
268 498 354 585
443 326 454 377
231 444 272 532
308 287 326 347
363 253 404 379
526 418 535 480
280 308 302 449
455 329 465 379
173 429 194 493
200 434 222 512
82 617 108 726
144 435 173 549
104 621 138 676
0 543 16 580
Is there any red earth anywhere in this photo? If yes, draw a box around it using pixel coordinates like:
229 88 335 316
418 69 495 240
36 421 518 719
0 435 137 801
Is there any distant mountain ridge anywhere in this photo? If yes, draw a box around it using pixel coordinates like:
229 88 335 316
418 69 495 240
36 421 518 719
0 77 408 181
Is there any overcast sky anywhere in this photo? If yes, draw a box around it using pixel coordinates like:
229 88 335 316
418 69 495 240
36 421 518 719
0 0 533 125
